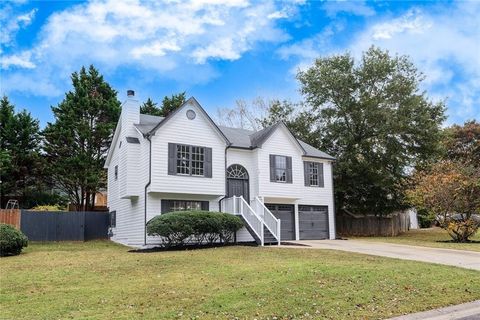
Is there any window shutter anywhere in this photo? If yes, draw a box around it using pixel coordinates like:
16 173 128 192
269 155 275 182
109 211 116 227
286 156 293 183
161 200 171 214
168 143 176 175
201 201 209 211
319 163 324 187
204 147 212 178
304 162 310 186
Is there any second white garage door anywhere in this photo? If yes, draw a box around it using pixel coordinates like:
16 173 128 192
299 205 329 240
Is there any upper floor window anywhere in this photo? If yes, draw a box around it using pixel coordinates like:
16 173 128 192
275 155 287 182
304 161 324 187
168 143 212 178
114 165 118 180
269 155 292 183
176 144 205 176
308 162 319 186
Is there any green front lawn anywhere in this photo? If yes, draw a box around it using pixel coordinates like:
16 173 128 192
349 227 480 252
1 242 479 320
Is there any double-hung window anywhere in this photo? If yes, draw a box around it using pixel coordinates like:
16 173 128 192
274 155 287 182
176 144 205 176
269 155 292 183
190 146 205 176
169 143 212 177
308 162 319 186
304 161 324 187
176 144 191 175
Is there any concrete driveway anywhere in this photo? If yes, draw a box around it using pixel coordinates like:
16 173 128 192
388 300 480 320
281 240 480 271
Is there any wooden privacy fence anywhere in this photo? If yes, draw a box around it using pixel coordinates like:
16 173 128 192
0 209 21 229
1 210 109 241
336 210 410 237
20 211 110 241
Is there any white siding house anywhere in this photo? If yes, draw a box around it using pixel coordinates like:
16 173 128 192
105 91 336 247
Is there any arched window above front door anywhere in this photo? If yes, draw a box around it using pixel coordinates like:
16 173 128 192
226 164 249 179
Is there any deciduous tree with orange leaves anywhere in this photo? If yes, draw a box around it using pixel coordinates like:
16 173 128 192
407 161 479 242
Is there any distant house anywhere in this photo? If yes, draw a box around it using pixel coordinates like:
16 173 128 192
104 91 336 247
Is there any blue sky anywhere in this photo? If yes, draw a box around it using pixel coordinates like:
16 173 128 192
1 0 479 127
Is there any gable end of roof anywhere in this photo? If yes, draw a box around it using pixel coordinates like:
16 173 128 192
144 97 230 145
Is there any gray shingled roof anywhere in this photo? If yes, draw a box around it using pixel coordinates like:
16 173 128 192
297 140 335 160
134 114 165 135
140 114 165 124
249 123 280 147
217 125 252 148
135 114 335 160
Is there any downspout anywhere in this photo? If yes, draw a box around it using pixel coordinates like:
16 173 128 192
218 144 232 212
331 160 336 240
144 134 152 246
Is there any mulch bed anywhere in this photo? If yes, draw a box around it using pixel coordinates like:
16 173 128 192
129 242 257 253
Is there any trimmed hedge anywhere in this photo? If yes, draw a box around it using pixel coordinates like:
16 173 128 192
146 211 243 247
0 224 28 257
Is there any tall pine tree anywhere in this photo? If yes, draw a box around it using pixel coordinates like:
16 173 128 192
140 92 187 117
43 66 121 210
161 92 186 117
140 98 162 116
0 96 43 207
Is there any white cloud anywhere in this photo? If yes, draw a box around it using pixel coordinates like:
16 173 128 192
0 6 37 46
322 0 375 17
277 22 344 74
1 51 35 69
371 9 432 40
350 3 480 123
1 0 298 96
268 9 289 19
276 2 480 124
131 40 181 58
192 38 242 63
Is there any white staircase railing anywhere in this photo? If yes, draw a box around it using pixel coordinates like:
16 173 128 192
251 197 281 245
222 196 264 246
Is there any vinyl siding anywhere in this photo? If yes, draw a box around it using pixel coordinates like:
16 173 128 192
107 99 335 246
225 149 257 243
107 134 147 246
257 127 336 239
145 193 223 245
150 104 226 196
107 99 148 247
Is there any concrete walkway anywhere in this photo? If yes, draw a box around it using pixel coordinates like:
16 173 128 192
281 240 480 270
388 300 480 320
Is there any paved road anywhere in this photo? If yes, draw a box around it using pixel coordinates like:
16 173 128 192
281 240 480 270
388 300 480 320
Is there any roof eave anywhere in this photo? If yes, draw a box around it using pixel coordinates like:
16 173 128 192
302 154 336 161
145 97 231 145
104 119 122 168
254 121 306 155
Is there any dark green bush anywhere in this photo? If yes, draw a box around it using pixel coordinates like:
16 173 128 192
417 208 434 228
146 211 243 247
0 224 28 257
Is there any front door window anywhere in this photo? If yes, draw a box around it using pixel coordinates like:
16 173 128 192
226 164 249 202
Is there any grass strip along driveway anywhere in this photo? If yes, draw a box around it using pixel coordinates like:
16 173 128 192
1 241 479 320
349 228 480 252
